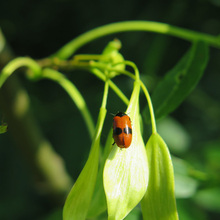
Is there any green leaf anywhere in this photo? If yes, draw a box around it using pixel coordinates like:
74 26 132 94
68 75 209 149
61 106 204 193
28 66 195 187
141 133 178 220
103 81 149 220
63 108 106 220
149 41 209 120
87 130 112 218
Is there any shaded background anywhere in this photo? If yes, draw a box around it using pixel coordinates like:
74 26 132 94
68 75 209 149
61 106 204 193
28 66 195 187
0 0 220 219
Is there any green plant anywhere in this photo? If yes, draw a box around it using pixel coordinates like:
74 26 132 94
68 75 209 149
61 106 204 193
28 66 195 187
1 21 220 220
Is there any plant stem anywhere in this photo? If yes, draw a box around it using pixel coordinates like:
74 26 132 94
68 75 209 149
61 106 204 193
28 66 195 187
51 21 220 59
91 68 129 105
123 60 140 81
94 61 157 134
0 57 41 88
140 81 157 134
42 68 95 140
101 79 109 109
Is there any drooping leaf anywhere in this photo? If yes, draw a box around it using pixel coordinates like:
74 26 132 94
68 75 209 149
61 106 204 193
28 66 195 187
103 81 149 220
87 130 112 218
141 133 178 220
63 108 106 220
145 41 209 120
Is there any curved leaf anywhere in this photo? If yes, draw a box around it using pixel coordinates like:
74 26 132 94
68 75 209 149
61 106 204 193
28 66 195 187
63 108 106 220
103 82 149 220
87 130 112 218
147 41 209 120
141 133 178 220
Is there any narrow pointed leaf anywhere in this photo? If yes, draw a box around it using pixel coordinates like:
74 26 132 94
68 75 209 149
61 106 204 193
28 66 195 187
87 130 113 218
63 108 106 220
104 82 149 220
145 41 209 121
141 133 178 220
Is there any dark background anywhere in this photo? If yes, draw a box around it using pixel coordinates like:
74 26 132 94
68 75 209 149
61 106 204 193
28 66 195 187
0 0 220 219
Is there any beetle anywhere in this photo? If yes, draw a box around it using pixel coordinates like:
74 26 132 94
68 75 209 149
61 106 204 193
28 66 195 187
113 112 132 148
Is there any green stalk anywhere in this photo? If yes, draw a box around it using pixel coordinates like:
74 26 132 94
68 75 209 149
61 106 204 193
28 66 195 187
51 21 220 59
141 82 157 134
101 79 109 109
123 60 140 81
91 68 129 105
0 57 41 88
95 61 157 134
123 61 157 134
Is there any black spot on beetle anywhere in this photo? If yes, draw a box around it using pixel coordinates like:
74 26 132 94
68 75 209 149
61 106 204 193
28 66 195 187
113 127 122 135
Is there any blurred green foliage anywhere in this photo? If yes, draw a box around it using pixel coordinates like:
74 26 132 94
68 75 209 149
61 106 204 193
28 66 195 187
0 0 220 219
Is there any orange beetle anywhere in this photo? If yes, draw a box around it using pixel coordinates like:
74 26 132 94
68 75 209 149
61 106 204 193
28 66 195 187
113 112 132 148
